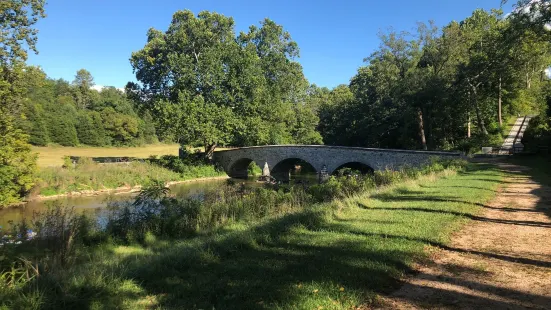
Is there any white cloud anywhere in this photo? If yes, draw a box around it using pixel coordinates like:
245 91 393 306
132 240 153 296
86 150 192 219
91 85 105 92
91 85 125 92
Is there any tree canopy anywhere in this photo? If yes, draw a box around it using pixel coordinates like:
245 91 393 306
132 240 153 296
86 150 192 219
130 10 321 155
0 0 45 206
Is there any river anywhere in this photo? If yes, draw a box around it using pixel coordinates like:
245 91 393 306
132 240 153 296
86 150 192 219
0 178 242 228
0 167 322 228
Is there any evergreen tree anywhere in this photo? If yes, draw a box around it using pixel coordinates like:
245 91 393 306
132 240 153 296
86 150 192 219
48 114 79 146
76 112 102 146
28 115 50 146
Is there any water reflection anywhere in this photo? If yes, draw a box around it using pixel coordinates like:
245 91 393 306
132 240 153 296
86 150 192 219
0 179 237 227
0 170 319 228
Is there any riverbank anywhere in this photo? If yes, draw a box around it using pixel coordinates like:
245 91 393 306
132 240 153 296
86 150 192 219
0 161 507 309
0 158 226 210
28 175 230 202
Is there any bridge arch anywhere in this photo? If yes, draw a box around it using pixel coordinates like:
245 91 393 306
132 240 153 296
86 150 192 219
271 157 318 182
227 157 262 179
331 161 374 176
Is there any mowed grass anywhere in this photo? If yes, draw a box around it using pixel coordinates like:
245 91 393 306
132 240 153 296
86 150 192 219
32 144 181 167
30 163 504 309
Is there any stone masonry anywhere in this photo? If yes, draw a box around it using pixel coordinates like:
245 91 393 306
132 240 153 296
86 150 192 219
210 145 463 179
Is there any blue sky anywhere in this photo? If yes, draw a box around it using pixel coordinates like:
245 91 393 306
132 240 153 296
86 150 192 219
27 0 512 90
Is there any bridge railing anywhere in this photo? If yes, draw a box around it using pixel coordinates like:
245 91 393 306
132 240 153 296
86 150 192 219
511 116 528 154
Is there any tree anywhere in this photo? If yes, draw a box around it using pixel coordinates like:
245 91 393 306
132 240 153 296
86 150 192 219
130 10 239 154
0 116 37 206
48 110 79 147
72 69 95 109
76 112 102 146
130 10 316 154
73 68 94 89
0 0 45 206
101 107 140 146
456 9 504 136
25 103 50 146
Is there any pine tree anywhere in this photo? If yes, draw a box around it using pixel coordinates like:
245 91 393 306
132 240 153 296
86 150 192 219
76 112 101 146
48 114 79 146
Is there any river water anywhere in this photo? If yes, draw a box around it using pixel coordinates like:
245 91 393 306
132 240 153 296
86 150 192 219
0 178 239 228
0 169 321 228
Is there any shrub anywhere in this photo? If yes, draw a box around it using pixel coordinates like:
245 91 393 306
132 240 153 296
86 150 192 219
522 115 551 151
31 206 91 265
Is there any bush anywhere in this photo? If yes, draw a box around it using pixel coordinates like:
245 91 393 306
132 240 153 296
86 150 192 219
148 154 222 178
104 181 314 242
522 115 551 151
455 133 504 154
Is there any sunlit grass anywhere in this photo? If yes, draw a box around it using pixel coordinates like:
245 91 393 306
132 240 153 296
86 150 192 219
32 144 181 167
1 163 503 309
32 144 233 167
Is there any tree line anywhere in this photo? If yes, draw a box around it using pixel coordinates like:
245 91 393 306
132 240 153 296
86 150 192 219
2 0 551 206
14 5 551 155
20 67 157 147
314 7 551 152
127 6 551 154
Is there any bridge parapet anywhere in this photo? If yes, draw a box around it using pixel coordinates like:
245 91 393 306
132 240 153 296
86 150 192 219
210 145 463 179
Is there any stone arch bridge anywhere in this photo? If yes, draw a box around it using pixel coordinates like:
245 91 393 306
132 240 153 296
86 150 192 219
210 145 462 179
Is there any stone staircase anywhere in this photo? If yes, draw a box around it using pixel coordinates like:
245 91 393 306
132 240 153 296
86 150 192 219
499 116 531 154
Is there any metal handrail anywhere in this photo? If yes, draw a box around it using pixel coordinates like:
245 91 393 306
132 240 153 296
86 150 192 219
511 115 528 153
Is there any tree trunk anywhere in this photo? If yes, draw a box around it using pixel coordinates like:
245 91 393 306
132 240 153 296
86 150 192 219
498 75 502 127
417 108 427 150
471 84 488 136
467 114 471 138
205 143 217 159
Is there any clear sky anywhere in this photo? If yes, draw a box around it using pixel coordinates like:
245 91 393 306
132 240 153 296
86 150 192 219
27 0 513 90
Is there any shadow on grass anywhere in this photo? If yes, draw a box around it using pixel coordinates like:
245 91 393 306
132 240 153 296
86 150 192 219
104 206 551 310
117 210 411 309
359 198 551 228
419 184 499 193
22 161 551 309
326 224 551 268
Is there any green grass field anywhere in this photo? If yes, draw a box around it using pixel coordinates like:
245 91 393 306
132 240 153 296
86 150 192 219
32 144 233 167
9 163 503 309
32 144 181 167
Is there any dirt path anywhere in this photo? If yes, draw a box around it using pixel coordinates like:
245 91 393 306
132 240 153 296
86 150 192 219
379 163 551 309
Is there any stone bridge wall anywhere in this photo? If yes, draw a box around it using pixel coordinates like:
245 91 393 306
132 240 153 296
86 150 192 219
210 145 462 179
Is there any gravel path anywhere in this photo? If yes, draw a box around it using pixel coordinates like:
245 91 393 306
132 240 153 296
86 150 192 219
378 163 551 309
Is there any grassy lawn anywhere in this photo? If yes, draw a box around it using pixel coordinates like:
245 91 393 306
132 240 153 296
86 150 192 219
19 163 503 309
32 144 181 167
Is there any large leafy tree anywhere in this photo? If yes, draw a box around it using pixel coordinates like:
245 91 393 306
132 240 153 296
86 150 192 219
0 0 45 206
131 10 241 155
131 10 319 155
